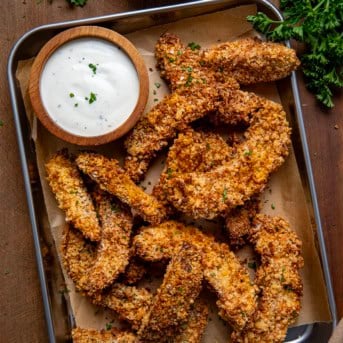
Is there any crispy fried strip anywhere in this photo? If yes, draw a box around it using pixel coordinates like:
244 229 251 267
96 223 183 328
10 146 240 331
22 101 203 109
174 298 209 343
203 37 300 85
72 327 137 343
45 150 101 241
61 225 152 329
75 153 166 225
133 221 257 330
138 242 203 342
232 214 304 343
155 32 238 92
81 191 133 293
61 224 97 292
164 98 291 219
225 196 261 246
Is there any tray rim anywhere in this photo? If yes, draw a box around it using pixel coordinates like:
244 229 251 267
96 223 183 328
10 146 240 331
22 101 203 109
7 0 337 342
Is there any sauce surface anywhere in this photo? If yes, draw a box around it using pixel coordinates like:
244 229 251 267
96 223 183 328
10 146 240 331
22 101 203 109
40 38 139 137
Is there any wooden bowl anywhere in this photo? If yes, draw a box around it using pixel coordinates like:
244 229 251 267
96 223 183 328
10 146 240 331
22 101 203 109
29 26 149 145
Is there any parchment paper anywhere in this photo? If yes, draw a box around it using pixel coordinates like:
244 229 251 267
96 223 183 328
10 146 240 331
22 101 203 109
16 4 331 341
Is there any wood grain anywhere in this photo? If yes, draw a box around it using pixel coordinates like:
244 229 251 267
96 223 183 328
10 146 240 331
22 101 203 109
0 1 342 342
29 25 149 145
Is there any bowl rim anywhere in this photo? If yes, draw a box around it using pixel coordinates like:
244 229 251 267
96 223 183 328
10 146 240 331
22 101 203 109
28 25 149 146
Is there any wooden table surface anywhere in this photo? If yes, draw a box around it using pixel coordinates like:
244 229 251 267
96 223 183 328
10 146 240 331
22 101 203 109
0 1 342 341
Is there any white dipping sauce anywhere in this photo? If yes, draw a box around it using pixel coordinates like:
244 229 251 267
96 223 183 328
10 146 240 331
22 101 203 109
40 38 139 137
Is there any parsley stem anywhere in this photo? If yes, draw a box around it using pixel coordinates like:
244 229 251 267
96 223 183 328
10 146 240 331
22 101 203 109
313 0 326 12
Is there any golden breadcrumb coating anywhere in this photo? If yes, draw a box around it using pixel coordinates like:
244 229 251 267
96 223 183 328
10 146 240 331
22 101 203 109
61 224 97 292
155 32 238 92
133 221 257 330
138 242 203 342
165 128 232 173
225 196 261 246
45 150 101 241
203 37 300 85
174 298 209 343
232 214 303 343
72 327 137 343
164 98 291 219
124 82 226 182
152 128 232 209
96 284 153 331
81 191 133 293
75 153 166 225
121 257 147 285
61 225 152 329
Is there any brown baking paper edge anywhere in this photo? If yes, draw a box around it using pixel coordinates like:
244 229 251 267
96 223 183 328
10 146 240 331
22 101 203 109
15 4 331 341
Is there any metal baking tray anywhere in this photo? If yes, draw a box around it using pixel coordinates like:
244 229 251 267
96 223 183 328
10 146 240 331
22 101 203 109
8 0 337 342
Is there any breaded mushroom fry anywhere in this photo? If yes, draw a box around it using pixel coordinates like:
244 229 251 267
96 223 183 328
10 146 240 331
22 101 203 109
75 153 166 225
174 297 209 343
138 242 203 342
46 150 101 241
232 214 303 343
82 190 133 293
203 37 300 85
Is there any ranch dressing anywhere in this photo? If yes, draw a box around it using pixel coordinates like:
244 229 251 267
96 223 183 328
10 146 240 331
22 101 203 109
40 38 140 137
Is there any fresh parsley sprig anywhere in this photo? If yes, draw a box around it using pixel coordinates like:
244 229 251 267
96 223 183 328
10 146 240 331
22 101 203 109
247 0 343 108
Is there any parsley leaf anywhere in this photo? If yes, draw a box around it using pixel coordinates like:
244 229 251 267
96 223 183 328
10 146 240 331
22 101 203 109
67 0 88 6
188 42 201 51
247 0 343 108
88 92 97 104
88 63 97 74
222 187 228 203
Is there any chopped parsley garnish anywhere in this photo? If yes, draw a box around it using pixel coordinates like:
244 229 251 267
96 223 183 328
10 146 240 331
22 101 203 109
69 92 75 98
188 42 201 51
154 82 161 88
206 143 211 151
88 63 97 74
177 50 182 56
74 103 78 107
105 322 112 330
88 92 97 104
0 120 3 127
222 187 228 203
168 57 176 63
271 203 276 210
153 90 157 95
167 168 173 179
185 75 193 87
67 0 88 6
58 287 70 294
110 202 120 213
248 261 257 270
186 66 193 72
244 150 252 156
280 267 286 282
154 98 159 102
